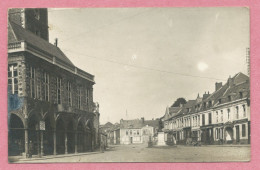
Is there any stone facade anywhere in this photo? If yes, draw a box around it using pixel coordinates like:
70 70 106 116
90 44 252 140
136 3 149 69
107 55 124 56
8 8 100 157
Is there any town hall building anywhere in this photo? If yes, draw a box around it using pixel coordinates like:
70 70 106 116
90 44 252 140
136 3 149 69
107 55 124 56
8 8 100 157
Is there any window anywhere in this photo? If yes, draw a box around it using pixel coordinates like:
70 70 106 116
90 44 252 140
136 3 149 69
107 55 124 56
203 102 206 108
216 111 218 123
57 77 62 104
215 129 218 139
130 130 132 135
126 131 128 135
219 128 222 139
209 113 212 124
209 101 212 107
202 114 205 126
86 89 90 109
228 95 231 102
30 66 36 98
242 124 246 137
236 106 239 119
8 64 18 94
218 99 222 104
221 110 223 122
43 72 49 101
77 86 82 109
242 105 246 117
239 92 243 99
137 130 140 135
67 81 72 106
227 109 230 120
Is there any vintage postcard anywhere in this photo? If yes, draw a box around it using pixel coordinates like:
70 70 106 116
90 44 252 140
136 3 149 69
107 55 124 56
7 7 250 163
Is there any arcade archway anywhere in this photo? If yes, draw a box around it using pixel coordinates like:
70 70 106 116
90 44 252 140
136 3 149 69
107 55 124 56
8 114 24 156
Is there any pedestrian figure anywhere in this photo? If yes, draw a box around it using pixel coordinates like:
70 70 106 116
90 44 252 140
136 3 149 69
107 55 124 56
28 141 33 158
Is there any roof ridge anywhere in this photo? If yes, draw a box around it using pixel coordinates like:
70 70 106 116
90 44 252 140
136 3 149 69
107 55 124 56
9 20 51 44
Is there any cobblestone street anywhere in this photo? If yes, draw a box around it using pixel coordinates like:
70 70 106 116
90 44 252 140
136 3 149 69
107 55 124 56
13 144 250 163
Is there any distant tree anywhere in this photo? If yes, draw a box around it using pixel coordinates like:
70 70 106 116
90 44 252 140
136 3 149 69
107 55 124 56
171 98 187 107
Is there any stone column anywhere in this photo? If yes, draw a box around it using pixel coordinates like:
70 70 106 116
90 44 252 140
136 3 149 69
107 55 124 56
37 126 40 157
65 131 68 154
40 130 43 157
53 130 56 155
74 132 78 154
24 119 29 157
224 127 226 144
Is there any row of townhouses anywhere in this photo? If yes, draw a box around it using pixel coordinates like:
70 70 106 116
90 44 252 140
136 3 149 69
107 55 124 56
8 8 100 157
162 72 250 145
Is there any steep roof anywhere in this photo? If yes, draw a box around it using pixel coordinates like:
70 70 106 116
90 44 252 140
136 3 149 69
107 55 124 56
120 119 144 129
8 21 74 66
144 119 160 128
102 122 114 128
164 72 250 120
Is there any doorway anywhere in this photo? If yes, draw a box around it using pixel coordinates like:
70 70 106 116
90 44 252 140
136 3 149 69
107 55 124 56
236 125 240 143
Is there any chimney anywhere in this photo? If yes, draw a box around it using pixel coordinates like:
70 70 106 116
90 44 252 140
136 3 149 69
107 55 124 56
54 38 58 47
215 82 222 91
120 119 123 124
141 117 144 123
227 76 234 87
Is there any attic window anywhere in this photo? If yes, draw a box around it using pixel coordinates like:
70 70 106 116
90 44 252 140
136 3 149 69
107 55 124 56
208 101 212 107
228 95 231 102
203 102 206 108
239 92 243 99
218 99 222 104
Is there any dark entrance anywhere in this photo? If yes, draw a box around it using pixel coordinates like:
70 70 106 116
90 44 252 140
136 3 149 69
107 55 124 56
8 114 24 156
56 119 65 154
77 123 84 152
28 114 40 156
43 116 54 155
67 120 75 153
236 125 240 143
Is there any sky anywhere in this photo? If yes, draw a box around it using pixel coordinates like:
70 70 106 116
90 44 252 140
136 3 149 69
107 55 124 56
48 7 249 124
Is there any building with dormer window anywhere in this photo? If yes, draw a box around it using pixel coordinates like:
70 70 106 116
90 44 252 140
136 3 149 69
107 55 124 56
162 72 250 145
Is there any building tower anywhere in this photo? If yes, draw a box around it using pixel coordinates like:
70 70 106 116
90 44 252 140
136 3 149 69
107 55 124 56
8 8 49 41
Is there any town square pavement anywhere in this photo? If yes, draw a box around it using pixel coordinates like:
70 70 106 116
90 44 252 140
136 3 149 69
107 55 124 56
11 144 250 163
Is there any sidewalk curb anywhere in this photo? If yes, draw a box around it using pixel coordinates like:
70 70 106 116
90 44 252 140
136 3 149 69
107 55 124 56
15 151 102 162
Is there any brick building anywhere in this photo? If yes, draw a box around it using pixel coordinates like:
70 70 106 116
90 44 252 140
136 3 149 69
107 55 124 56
8 8 100 157
162 72 250 145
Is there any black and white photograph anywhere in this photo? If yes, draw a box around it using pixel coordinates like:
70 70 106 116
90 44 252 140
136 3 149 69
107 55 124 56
7 7 250 163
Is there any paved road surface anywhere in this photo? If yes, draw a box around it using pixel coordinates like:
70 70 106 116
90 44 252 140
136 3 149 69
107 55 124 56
14 144 250 163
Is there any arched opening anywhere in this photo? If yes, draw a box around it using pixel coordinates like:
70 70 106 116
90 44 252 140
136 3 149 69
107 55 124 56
28 114 40 155
43 115 54 155
67 120 75 153
77 122 84 153
56 118 65 154
225 127 233 144
85 121 92 151
8 114 24 156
